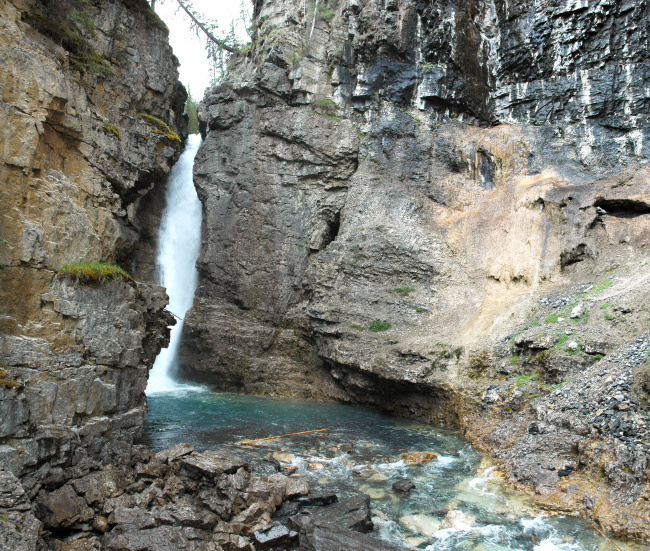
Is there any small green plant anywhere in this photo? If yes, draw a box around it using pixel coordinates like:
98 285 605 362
105 122 120 138
318 5 336 22
369 320 391 332
139 114 181 143
68 0 98 38
312 98 340 121
393 286 415 297
604 313 614 321
516 373 539 386
509 355 519 365
349 324 364 331
545 313 559 323
565 342 581 355
57 262 132 283
600 303 609 310
586 279 613 297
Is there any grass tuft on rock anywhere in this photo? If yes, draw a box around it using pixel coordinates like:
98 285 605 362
57 262 132 283
139 114 181 143
0 367 20 390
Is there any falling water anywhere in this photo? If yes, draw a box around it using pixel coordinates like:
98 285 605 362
146 134 203 394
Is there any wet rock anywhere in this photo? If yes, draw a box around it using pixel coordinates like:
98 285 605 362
295 494 338 508
272 452 295 464
231 503 272 536
288 494 373 534
253 523 298 550
392 479 416 495
308 463 324 470
399 513 441 537
440 509 475 530
213 532 254 551
298 524 402 551
400 452 438 465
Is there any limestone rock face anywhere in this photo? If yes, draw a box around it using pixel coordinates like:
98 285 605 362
0 0 183 485
185 0 650 540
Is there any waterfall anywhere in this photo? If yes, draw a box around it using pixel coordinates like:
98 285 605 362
146 134 203 394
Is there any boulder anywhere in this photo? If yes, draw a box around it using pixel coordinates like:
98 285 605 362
180 451 248 478
289 494 373 534
253 523 298 550
298 524 402 551
35 485 94 529
392 479 416 494
400 452 438 465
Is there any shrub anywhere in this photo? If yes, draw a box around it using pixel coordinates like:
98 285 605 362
545 313 559 323
57 262 132 283
369 320 391 332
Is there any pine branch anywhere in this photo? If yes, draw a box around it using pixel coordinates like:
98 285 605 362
175 0 238 54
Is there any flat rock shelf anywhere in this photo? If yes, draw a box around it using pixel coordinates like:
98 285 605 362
142 389 645 551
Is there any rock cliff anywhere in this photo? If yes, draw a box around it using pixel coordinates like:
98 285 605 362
184 0 650 540
0 0 185 543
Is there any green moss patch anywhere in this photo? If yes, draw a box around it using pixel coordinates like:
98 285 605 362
369 320 391 332
393 286 415 297
57 262 132 283
516 373 539 386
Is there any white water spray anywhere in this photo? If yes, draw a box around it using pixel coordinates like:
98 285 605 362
146 134 203 394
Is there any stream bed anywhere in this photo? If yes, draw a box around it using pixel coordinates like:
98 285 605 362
143 388 645 551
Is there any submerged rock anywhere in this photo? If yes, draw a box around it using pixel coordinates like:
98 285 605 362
399 513 441 538
400 452 438 465
392 479 416 495
441 509 476 531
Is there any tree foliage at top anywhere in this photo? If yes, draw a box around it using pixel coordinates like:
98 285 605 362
150 0 252 84
185 89 199 134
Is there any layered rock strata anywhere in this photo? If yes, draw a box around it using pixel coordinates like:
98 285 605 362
184 0 650 540
0 0 185 546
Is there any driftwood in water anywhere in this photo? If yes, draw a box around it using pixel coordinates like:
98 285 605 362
238 429 330 446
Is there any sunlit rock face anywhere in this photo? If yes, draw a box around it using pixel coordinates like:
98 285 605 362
0 0 184 481
186 0 650 539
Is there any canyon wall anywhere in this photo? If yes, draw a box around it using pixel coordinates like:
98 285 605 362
184 0 650 540
0 0 184 518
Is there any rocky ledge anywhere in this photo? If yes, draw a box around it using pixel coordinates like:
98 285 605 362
1 440 405 551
